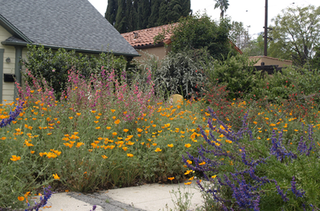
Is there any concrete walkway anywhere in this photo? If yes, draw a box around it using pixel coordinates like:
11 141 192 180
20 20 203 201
37 183 205 211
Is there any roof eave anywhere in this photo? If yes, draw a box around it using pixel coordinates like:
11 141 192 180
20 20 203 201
0 14 33 43
134 42 165 49
1 40 28 46
1 41 140 57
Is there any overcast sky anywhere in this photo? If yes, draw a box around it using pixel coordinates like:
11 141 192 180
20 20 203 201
88 0 319 38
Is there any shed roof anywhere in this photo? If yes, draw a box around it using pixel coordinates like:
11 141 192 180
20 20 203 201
0 0 139 57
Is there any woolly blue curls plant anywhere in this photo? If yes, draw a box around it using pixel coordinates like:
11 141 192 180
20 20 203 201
183 107 320 211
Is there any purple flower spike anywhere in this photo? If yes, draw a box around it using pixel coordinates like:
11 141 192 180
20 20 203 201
0 102 24 128
291 176 305 198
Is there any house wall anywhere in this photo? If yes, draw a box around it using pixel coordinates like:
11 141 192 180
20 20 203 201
134 46 169 62
0 25 16 103
249 56 292 67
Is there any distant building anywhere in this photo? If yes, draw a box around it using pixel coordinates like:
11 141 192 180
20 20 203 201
249 56 292 67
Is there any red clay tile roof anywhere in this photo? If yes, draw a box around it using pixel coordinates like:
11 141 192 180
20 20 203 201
121 24 175 48
121 23 243 54
229 41 243 54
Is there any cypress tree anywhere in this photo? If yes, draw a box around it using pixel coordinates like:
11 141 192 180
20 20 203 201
181 0 191 17
126 0 138 32
106 0 191 32
148 0 162 27
105 0 118 25
137 0 151 29
167 0 182 23
157 1 168 26
115 0 127 33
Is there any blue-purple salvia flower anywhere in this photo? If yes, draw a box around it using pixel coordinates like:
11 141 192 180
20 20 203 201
224 173 261 210
184 108 318 210
0 102 24 128
184 108 307 210
90 205 97 211
0 186 53 211
291 176 305 198
270 130 297 162
24 186 53 211
207 107 249 143
274 180 289 202
298 135 308 155
297 125 315 156
183 108 268 210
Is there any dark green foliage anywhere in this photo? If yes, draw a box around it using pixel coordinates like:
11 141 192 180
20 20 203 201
126 0 138 32
105 0 118 25
157 1 168 26
156 0 190 26
106 0 190 33
201 52 320 103
311 46 320 70
181 0 191 17
162 14 235 61
137 0 151 30
207 54 259 99
166 0 182 25
252 65 320 102
148 0 162 27
22 45 127 98
114 0 127 33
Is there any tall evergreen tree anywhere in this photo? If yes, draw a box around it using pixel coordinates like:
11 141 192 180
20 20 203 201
114 0 127 33
105 0 118 25
148 0 162 27
126 0 138 32
137 0 151 29
106 0 191 32
167 0 182 24
157 1 168 26
180 0 191 17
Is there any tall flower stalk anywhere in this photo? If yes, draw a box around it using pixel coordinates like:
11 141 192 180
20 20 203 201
60 68 157 123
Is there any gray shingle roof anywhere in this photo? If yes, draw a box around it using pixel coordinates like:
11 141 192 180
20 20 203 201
0 0 139 57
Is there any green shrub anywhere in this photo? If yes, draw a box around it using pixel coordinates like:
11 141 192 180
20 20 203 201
206 54 261 99
252 66 320 103
151 50 209 99
22 45 127 98
154 13 236 61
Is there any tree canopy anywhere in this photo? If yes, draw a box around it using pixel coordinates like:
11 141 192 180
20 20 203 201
155 13 236 60
242 34 265 56
106 0 191 33
228 21 250 50
268 5 320 67
311 45 320 69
